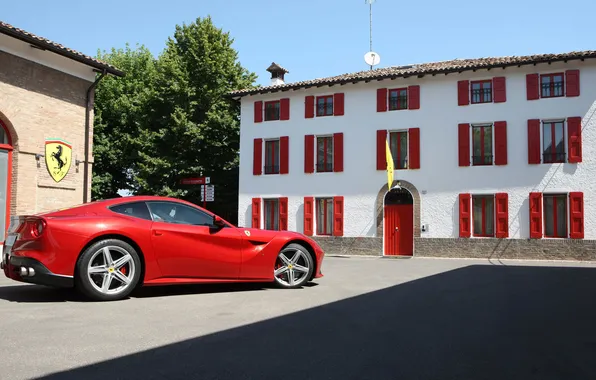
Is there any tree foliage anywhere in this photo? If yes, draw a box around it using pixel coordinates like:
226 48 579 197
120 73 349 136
92 16 257 223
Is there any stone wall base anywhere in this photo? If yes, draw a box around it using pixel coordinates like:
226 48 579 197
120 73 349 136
311 236 596 261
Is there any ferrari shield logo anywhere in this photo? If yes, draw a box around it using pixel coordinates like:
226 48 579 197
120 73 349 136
244 230 251 236
45 138 72 182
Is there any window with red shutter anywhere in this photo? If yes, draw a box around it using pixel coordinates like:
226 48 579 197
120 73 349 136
280 98 290 120
529 192 542 238
280 136 289 174
333 93 345 116
279 197 288 231
333 196 344 236
458 80 469 106
377 88 388 112
305 96 315 118
565 69 580 97
494 121 508 165
376 129 387 170
408 128 420 169
304 135 315 173
251 198 261 228
254 101 263 123
458 123 470 167
526 74 540 100
527 119 541 164
253 138 262 175
567 116 582 163
333 132 344 172
569 192 584 239
407 85 420 110
459 193 471 238
495 193 509 238
493 77 507 103
303 197 314 236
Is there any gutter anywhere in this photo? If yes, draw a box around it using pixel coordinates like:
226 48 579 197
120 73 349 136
83 69 107 203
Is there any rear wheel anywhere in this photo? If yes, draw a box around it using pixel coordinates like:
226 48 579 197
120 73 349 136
273 243 314 288
75 239 141 301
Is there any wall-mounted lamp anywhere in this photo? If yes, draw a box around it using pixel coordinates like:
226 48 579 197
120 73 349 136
35 153 44 168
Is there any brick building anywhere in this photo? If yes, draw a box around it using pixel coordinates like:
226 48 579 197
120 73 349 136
230 51 596 260
0 21 124 244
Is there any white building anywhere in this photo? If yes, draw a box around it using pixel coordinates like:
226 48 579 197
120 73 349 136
229 53 596 260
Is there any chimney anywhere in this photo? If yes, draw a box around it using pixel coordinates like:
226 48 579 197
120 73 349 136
266 62 289 86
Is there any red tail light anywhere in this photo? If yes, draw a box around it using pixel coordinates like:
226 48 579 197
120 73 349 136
21 218 47 239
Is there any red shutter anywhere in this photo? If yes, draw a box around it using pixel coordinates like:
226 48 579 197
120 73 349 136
305 95 315 118
376 129 387 170
251 198 261 228
333 93 345 116
304 134 315 173
493 77 506 103
495 193 509 238
280 98 290 120
458 123 470 167
527 119 541 164
407 85 420 110
333 132 344 172
377 88 387 112
254 101 263 123
408 127 420 169
459 193 471 238
494 121 508 165
333 196 344 236
569 192 584 239
567 116 582 163
253 138 262 175
280 136 289 174
279 197 288 231
529 192 542 238
565 69 580 97
457 80 469 106
303 197 314 236
526 74 539 100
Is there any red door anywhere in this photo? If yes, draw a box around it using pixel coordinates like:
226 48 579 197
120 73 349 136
384 204 413 256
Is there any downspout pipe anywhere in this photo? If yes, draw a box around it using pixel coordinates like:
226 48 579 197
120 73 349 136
83 69 107 203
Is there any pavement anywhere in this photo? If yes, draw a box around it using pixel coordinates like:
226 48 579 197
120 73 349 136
1 255 596 380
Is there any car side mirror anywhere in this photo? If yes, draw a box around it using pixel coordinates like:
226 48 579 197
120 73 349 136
213 215 226 228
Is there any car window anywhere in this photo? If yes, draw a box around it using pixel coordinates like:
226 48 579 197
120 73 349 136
147 201 214 226
109 201 152 221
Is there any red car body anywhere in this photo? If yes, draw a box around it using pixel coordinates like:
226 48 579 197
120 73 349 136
1 196 324 299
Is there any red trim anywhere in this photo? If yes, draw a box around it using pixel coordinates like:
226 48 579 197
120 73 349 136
494 121 507 165
304 197 314 236
254 101 263 123
388 88 408 111
459 193 471 238
408 128 420 169
316 198 332 236
458 80 469 106
316 136 332 172
279 136 289 174
333 132 343 172
493 77 506 103
495 193 509 238
280 98 290 120
253 138 262 175
316 95 333 117
332 196 344 236
544 194 567 238
569 192 584 239
304 135 315 173
529 192 542 238
333 93 345 116
567 116 582 163
526 74 540 100
458 123 470 167
251 198 261 228
376 129 387 170
407 85 420 110
543 121 565 163
264 199 278 230
0 119 12 240
264 139 279 174
527 119 541 164
305 95 315 118
472 195 494 237
279 197 288 231
377 88 388 112
540 73 564 98
472 125 492 166
470 80 492 104
264 100 280 121
565 69 580 97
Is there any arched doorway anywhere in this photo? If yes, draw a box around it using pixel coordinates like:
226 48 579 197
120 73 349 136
0 119 12 243
383 186 414 256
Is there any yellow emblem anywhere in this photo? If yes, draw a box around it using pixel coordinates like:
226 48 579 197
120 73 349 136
244 230 251 236
45 138 72 182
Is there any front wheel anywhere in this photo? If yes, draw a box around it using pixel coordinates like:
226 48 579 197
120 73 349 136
273 243 314 288
75 239 141 301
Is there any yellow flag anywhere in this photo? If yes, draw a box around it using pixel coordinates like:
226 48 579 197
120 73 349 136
385 139 394 190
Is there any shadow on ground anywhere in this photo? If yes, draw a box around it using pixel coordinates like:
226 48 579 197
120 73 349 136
34 265 596 379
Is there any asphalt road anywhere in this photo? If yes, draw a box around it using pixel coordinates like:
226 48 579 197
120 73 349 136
1 256 596 380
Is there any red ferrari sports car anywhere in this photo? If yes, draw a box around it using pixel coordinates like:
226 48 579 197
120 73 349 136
1 196 325 301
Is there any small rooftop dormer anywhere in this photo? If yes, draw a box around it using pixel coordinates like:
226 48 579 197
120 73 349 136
266 62 289 86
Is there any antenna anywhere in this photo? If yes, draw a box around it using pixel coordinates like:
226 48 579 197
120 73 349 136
364 0 380 70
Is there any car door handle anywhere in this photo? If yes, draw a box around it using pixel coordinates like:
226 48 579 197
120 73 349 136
153 230 163 236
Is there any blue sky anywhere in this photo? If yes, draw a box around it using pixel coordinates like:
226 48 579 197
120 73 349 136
2 0 593 87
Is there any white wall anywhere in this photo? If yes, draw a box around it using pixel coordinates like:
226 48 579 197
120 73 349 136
238 60 596 240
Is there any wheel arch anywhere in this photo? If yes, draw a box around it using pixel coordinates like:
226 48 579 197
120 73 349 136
281 238 318 281
74 233 146 287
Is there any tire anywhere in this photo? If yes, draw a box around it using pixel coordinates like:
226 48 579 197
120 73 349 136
75 239 142 301
273 243 314 289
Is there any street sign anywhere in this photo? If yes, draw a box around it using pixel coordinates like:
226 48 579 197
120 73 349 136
200 184 215 202
180 176 210 185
